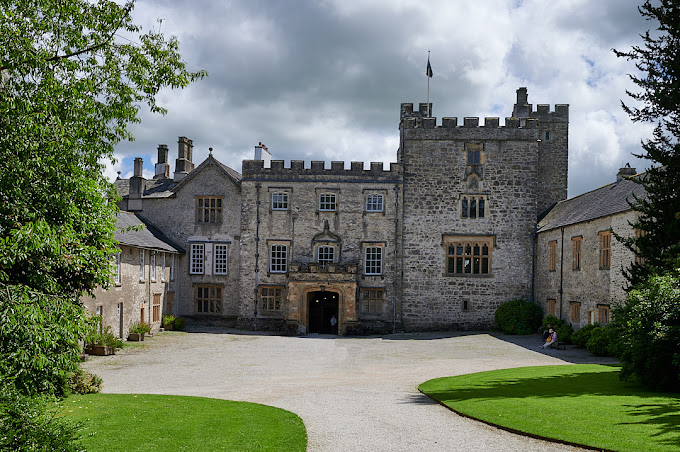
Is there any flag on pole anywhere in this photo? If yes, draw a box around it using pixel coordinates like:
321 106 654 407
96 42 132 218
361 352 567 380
426 57 433 78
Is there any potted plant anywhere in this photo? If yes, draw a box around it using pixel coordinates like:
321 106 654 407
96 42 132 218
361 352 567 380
128 322 151 341
85 326 123 356
162 315 176 331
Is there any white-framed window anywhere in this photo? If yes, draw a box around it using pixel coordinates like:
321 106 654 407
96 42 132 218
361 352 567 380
317 246 335 267
366 194 384 212
170 254 175 281
214 244 228 275
190 243 205 275
139 249 145 281
364 246 383 275
270 245 288 273
151 253 156 281
114 252 121 284
319 193 336 211
271 192 289 210
161 253 166 281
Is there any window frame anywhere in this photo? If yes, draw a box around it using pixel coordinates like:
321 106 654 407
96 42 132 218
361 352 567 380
572 236 582 271
460 195 486 219
365 194 384 213
597 304 610 325
114 252 121 285
260 286 284 312
317 245 335 267
190 243 205 275
599 230 611 269
195 284 222 314
269 244 288 273
271 192 289 211
213 244 229 275
547 298 557 317
161 253 166 282
570 301 581 323
196 196 223 224
139 249 145 281
364 246 383 276
361 288 384 314
152 293 161 322
444 236 493 277
151 252 156 282
318 193 337 211
548 240 557 272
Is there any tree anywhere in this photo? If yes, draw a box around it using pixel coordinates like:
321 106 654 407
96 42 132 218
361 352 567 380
0 0 206 396
613 0 680 287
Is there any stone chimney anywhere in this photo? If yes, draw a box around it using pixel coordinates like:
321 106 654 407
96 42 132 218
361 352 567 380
512 87 531 118
174 136 195 181
129 157 145 211
154 144 170 179
617 163 637 182
254 142 272 168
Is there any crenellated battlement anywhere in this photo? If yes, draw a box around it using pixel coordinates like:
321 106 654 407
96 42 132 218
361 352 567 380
400 111 542 130
242 159 402 180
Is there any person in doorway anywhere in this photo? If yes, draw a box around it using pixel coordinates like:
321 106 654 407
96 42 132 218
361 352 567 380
541 328 557 348
330 314 337 334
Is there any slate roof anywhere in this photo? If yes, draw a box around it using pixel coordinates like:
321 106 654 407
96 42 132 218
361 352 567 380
114 154 241 198
538 175 647 232
114 211 184 253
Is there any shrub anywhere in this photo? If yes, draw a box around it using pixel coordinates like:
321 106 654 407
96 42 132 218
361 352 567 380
86 326 123 350
541 315 574 344
586 327 611 357
494 299 542 335
614 273 680 391
572 324 600 348
173 317 186 331
129 322 151 335
68 368 102 395
162 315 176 329
0 386 81 451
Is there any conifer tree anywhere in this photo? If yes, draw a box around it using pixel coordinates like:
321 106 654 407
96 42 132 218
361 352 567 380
613 0 680 287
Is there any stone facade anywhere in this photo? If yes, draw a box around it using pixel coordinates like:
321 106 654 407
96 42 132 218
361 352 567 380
101 87 643 335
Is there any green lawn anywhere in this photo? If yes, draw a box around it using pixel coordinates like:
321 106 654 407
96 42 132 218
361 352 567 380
59 394 306 451
419 364 680 452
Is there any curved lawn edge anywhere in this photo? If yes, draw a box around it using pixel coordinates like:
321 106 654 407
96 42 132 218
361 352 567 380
59 393 307 451
418 387 612 452
419 364 668 452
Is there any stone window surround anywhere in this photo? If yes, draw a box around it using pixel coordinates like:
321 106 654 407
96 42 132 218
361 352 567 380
269 187 292 211
443 234 494 277
315 188 340 212
361 287 384 315
362 242 384 276
465 142 484 165
260 285 285 312
268 239 291 274
461 194 487 219
196 195 223 224
194 284 222 314
572 236 582 271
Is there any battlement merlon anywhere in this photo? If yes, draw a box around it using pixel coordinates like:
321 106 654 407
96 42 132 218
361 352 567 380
512 87 569 120
241 159 402 180
401 115 541 130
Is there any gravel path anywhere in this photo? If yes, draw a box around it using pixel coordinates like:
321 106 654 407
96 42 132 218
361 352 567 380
82 329 617 451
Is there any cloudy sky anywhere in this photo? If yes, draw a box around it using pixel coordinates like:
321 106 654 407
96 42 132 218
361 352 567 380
109 0 655 197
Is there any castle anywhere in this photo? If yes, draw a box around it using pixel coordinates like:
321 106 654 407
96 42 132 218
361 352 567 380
84 87 640 336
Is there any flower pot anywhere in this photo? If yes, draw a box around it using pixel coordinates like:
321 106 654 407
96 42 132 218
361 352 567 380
163 323 174 331
128 332 144 342
85 344 114 356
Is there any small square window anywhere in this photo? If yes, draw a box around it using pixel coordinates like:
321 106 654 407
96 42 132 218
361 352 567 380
272 192 289 210
366 194 384 212
319 193 336 211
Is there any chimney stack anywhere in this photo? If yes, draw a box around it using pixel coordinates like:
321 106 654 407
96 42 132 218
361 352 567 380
174 137 195 181
254 142 272 168
154 144 169 179
617 163 637 182
512 87 531 118
129 157 145 211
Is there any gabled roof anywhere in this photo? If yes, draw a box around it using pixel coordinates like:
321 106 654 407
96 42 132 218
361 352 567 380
113 154 242 198
538 175 647 232
172 154 242 193
115 211 184 253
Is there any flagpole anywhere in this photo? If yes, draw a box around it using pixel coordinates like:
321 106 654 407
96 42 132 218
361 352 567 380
426 50 430 117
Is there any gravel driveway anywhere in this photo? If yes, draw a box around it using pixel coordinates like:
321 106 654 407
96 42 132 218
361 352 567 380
82 329 617 451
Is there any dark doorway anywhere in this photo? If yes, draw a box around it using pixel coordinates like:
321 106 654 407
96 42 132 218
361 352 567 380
308 290 339 334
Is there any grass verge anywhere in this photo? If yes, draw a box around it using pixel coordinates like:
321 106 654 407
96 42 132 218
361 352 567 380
59 393 306 451
419 364 680 452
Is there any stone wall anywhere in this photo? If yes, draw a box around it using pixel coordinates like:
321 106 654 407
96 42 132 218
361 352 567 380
239 160 402 333
132 163 242 319
534 211 636 328
399 115 541 330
